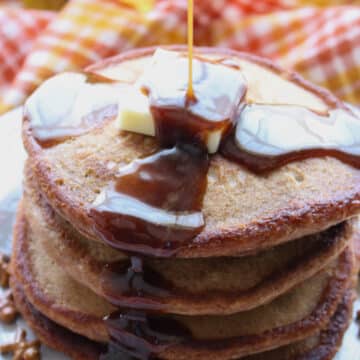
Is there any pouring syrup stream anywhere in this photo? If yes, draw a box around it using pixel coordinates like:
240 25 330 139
187 0 195 100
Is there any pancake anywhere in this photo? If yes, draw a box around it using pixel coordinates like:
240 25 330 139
11 206 355 359
12 205 114 342
11 279 105 360
243 289 355 360
23 160 353 315
11 279 355 360
353 218 360 269
23 46 360 258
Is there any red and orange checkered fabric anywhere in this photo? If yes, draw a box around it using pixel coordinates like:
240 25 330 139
0 0 359 114
0 8 53 104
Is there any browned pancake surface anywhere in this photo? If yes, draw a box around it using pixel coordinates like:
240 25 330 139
23 46 360 258
11 205 354 359
11 279 104 360
12 204 114 342
23 161 353 315
11 278 354 360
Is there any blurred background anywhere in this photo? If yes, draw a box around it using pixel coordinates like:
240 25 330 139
2 0 358 10
0 0 359 114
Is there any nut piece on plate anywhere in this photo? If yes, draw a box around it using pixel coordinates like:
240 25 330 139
0 289 18 324
0 329 41 360
0 253 10 288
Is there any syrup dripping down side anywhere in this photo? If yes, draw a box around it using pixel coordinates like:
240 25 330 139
101 310 191 360
101 256 173 310
90 145 209 257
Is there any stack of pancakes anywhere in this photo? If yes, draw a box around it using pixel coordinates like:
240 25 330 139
11 47 360 359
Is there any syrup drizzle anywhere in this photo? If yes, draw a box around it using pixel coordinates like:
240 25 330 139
101 256 171 310
90 145 209 256
140 50 247 151
90 53 247 256
102 310 190 360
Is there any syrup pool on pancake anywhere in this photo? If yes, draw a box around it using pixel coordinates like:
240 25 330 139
90 48 248 256
89 145 209 257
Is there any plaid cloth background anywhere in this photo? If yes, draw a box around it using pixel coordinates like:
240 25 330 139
0 0 359 114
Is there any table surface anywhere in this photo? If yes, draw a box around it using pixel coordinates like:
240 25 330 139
0 107 359 359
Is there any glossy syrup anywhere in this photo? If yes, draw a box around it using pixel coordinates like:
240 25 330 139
142 53 247 150
90 145 209 256
101 310 190 360
101 256 172 309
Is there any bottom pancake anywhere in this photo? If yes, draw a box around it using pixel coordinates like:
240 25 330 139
11 278 354 360
11 204 355 359
11 279 104 360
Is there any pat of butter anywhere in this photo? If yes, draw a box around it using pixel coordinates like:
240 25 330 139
117 88 154 136
118 91 222 153
117 49 246 153
206 131 222 154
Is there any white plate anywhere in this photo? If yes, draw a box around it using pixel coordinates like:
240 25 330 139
0 107 68 360
0 107 359 359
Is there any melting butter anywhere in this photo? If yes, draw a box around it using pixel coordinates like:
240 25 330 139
25 72 123 146
117 49 247 153
236 104 360 156
219 103 360 173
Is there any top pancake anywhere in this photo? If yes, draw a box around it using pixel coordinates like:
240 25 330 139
23 46 360 258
